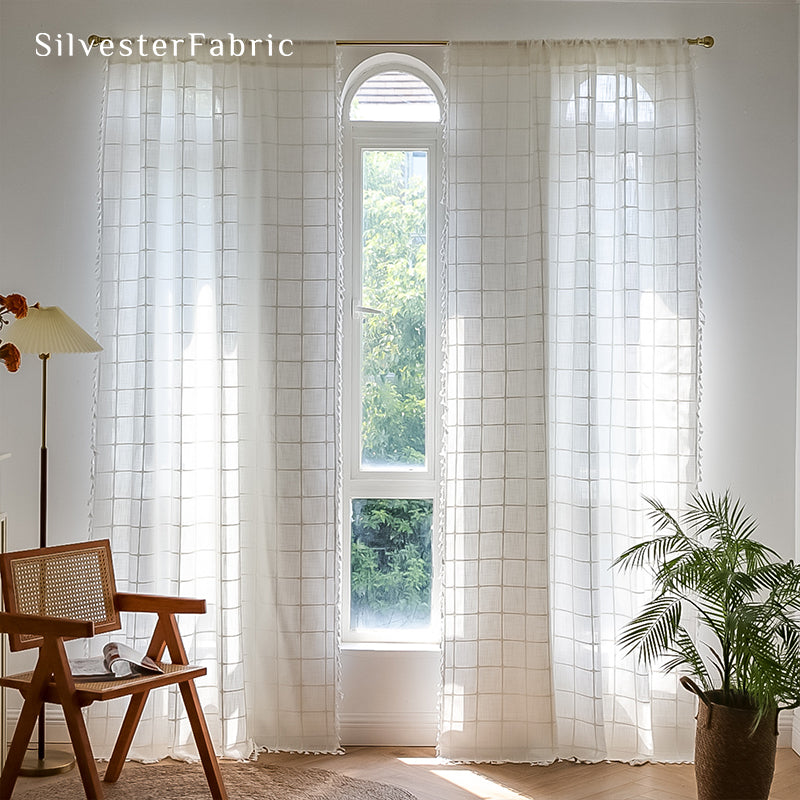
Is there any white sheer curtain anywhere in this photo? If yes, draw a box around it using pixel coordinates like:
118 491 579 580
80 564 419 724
441 40 698 763
90 43 340 759
442 42 552 763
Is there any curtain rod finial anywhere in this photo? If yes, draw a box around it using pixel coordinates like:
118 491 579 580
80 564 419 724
688 35 714 48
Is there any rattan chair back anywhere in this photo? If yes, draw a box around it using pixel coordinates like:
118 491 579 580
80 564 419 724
0 540 120 651
0 539 226 800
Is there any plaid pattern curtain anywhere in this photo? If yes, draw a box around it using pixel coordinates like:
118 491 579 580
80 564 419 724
441 40 698 763
91 43 340 759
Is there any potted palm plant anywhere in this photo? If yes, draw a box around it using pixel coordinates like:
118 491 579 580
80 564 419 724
615 491 800 800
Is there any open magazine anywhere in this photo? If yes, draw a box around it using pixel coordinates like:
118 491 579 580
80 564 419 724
70 642 165 680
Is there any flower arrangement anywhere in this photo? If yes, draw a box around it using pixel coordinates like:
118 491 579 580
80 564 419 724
0 293 29 372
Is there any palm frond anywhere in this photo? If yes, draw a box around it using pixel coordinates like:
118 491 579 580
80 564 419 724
660 627 713 690
656 548 716 591
751 562 793 594
619 594 683 666
737 537 779 572
614 535 687 572
765 562 800 610
642 496 685 534
683 491 760 544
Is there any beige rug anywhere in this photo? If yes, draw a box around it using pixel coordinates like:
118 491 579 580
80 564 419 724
13 760 419 800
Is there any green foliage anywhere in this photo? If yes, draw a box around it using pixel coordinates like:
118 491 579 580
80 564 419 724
350 498 433 630
360 150 427 467
349 153 433 630
615 491 800 722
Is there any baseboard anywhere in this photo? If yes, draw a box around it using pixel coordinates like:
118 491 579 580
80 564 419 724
5 707 72 747
342 711 795 749
8 707 441 748
44 709 72 745
340 711 438 747
778 712 794 749
5 707 796 751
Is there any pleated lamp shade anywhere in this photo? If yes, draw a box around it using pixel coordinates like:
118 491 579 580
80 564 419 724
3 305 102 355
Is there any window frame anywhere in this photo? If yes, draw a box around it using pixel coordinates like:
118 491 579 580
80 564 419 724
341 59 444 645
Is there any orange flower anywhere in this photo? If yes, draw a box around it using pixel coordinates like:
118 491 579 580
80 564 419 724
0 293 28 319
0 342 21 372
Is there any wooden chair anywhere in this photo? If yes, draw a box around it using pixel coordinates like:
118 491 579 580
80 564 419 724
0 540 228 800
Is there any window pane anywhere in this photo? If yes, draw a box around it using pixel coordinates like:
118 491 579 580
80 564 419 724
350 71 440 122
360 150 427 469
350 498 433 631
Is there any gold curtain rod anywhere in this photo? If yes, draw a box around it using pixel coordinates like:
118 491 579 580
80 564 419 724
88 34 714 49
339 37 715 48
336 40 449 46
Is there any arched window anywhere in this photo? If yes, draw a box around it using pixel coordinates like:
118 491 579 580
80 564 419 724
350 70 441 122
341 56 443 643
566 73 654 126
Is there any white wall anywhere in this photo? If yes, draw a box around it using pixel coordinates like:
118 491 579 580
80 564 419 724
1 0 798 747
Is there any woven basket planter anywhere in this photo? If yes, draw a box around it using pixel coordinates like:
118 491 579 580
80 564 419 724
681 677 778 800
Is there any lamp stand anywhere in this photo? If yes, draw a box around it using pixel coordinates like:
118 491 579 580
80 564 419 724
19 353 74 777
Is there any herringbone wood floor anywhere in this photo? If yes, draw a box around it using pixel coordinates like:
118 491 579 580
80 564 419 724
13 745 800 798
260 746 800 800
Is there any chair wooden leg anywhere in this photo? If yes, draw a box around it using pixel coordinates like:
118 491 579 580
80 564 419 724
104 691 150 783
0 691 44 799
60 697 105 800
49 638 105 800
0 651 60 799
179 679 228 800
160 612 227 799
106 620 168 783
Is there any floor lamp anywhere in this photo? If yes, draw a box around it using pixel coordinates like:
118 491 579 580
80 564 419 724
3 305 102 776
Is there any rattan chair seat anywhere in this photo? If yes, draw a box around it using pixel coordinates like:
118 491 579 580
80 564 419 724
1 660 207 703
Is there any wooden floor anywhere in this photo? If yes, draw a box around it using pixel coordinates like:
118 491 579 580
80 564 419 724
260 746 800 800
13 745 800 799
